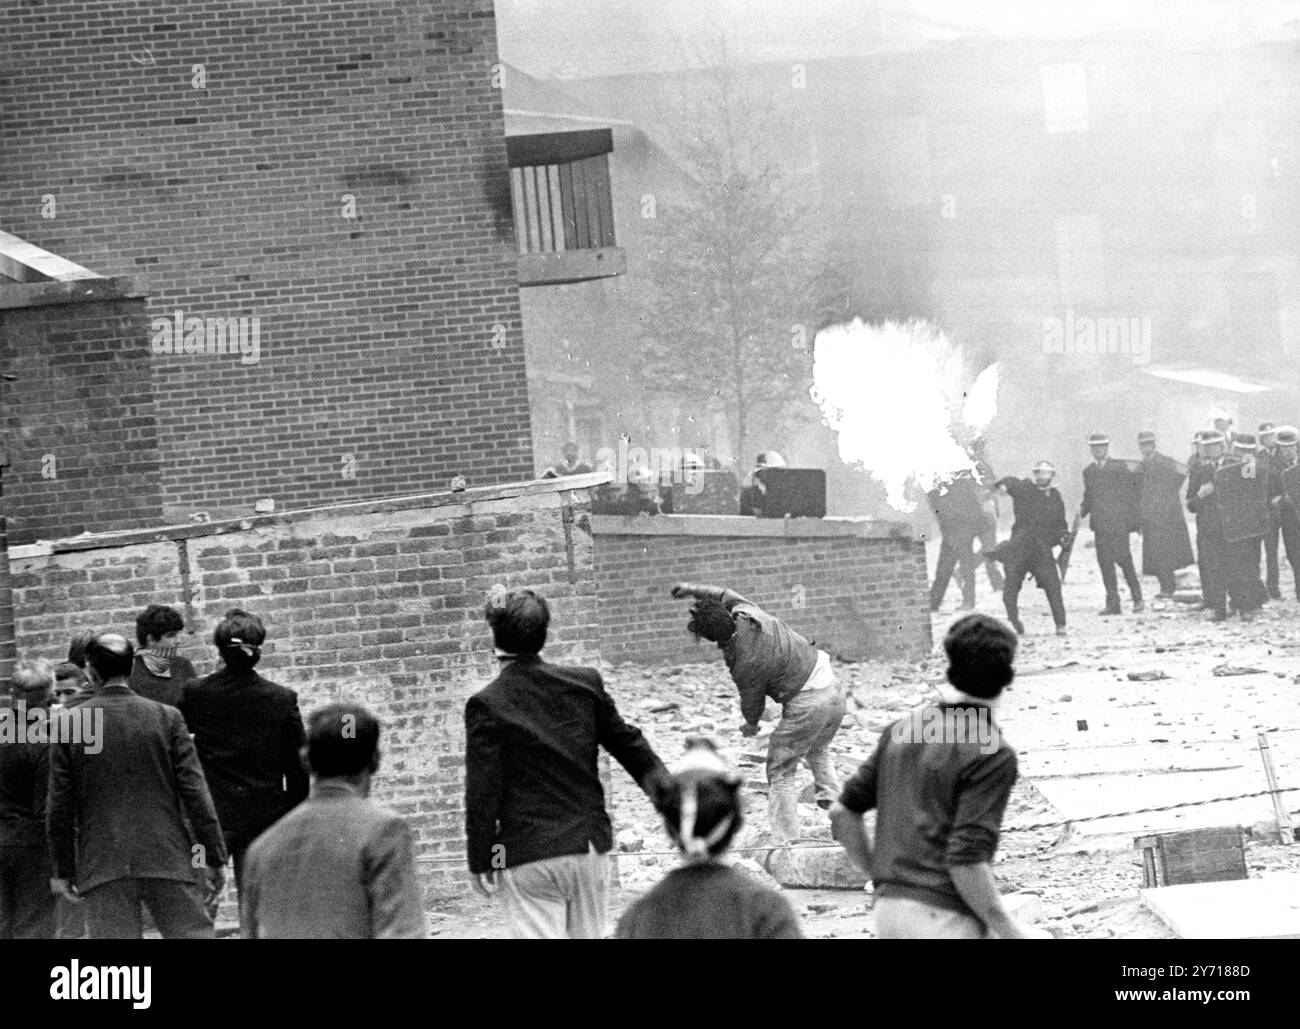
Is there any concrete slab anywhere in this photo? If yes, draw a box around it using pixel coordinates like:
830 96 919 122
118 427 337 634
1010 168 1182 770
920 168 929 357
1141 875 1300 938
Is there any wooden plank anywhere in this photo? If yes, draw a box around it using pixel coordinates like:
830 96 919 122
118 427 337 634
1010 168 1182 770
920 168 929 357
581 156 603 249
558 161 578 251
592 153 616 246
506 128 612 165
1258 732 1296 844
509 168 528 255
569 159 591 248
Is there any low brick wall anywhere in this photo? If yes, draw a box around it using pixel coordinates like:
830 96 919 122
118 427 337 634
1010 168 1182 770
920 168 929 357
592 514 931 666
11 474 607 898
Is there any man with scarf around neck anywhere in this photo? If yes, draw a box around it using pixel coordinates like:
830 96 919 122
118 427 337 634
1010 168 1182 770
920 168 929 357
179 609 308 905
615 739 802 939
464 586 666 939
129 605 198 708
831 614 1046 939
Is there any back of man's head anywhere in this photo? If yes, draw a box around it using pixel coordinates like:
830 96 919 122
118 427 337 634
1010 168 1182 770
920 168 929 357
483 587 549 656
943 614 1017 699
67 629 96 669
306 703 380 778
85 634 134 684
10 657 54 707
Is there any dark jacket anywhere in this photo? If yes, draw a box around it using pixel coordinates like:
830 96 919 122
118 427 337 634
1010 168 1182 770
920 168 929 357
241 780 426 939
927 476 985 547
179 667 309 845
464 656 665 874
1081 459 1139 534
1138 452 1194 574
0 705 49 850
47 684 226 892
128 654 198 709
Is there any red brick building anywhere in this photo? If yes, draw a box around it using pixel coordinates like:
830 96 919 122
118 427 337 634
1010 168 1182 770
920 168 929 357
2 0 537 526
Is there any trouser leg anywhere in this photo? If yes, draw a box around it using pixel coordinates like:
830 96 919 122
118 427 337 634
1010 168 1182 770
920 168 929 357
1096 534 1120 608
930 539 958 610
1114 534 1142 603
82 879 145 940
498 857 569 939
140 877 214 940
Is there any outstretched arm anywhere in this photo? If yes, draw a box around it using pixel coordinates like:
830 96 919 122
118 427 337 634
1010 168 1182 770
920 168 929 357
670 582 753 610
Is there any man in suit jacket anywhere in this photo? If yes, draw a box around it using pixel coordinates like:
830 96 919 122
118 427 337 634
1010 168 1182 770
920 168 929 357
47 634 227 939
465 587 667 939
1080 432 1144 615
240 703 426 939
180 608 308 897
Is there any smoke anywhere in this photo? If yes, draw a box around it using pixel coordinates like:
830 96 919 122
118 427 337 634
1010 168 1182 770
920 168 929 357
811 319 998 511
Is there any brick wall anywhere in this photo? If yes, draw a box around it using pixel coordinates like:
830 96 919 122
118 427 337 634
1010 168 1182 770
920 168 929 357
11 475 606 897
0 279 164 545
0 0 533 518
592 515 932 665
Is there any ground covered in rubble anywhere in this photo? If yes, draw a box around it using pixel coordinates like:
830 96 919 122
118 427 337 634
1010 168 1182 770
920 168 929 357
434 540 1300 939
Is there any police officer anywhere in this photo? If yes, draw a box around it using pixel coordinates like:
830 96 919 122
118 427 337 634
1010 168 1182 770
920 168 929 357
1228 432 1267 615
1080 432 1143 615
1187 430 1229 620
1258 422 1283 600
1268 426 1300 599
928 470 985 611
994 461 1069 636
1136 431 1194 598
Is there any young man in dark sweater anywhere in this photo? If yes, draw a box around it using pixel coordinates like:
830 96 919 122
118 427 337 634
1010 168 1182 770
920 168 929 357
830 613 1044 939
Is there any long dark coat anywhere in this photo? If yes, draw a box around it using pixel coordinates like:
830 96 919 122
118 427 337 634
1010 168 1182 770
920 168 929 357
1138 451 1195 574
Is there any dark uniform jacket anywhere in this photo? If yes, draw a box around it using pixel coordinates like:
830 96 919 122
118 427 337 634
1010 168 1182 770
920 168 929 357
0 706 49 850
1081 459 1139 534
996 478 1068 562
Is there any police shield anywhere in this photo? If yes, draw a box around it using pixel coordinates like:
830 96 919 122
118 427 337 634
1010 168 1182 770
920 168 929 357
1214 457 1270 543
1282 462 1300 511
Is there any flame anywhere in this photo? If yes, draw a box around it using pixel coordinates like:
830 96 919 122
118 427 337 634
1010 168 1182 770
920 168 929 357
811 320 996 511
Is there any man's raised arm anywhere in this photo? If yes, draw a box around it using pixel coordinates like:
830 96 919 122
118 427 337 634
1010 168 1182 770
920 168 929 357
670 582 753 610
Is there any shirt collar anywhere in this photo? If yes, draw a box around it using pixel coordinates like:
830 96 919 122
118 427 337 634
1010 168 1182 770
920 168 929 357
311 779 361 799
937 682 999 710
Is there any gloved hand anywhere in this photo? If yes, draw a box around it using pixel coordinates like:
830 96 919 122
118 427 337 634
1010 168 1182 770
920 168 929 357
740 722 760 738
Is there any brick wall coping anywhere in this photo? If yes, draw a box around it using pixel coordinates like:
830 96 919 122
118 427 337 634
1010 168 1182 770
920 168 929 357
11 472 613 560
0 275 146 311
591 513 913 541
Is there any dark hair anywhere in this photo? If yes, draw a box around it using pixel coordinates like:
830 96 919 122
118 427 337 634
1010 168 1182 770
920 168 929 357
53 662 87 686
687 599 735 644
306 703 380 778
85 634 135 682
484 589 549 656
653 770 743 859
943 614 1017 699
213 608 266 671
67 629 96 669
135 604 184 647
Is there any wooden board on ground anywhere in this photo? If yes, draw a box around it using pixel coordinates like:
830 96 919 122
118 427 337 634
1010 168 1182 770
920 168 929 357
1141 875 1300 938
